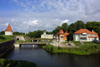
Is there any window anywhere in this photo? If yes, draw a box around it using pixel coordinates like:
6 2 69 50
61 36 63 38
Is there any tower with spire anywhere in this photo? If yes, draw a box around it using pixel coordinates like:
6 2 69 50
5 24 13 35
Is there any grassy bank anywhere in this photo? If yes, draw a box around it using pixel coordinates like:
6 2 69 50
0 36 13 43
15 40 31 43
0 59 37 67
43 44 100 55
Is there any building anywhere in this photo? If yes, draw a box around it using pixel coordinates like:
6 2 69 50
55 29 69 42
73 29 99 41
5 24 13 35
41 31 53 39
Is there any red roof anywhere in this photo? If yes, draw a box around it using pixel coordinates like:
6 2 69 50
74 29 92 34
55 29 69 36
74 29 99 38
5 24 13 31
65 31 69 35
58 29 65 34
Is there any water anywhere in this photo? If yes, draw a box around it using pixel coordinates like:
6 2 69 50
3 45 100 67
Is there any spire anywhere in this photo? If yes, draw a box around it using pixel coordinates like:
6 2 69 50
5 24 13 31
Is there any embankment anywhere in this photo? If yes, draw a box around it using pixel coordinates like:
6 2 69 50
43 44 100 55
0 40 15 57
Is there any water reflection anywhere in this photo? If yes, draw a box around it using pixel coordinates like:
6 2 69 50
3 46 100 67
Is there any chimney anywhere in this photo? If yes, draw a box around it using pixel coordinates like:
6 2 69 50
92 30 94 32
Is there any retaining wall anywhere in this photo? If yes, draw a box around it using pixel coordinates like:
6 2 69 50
0 40 15 57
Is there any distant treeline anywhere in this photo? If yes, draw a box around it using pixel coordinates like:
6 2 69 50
0 20 100 40
27 21 100 40
0 31 25 35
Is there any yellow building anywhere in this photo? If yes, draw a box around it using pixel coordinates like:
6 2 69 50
41 31 53 39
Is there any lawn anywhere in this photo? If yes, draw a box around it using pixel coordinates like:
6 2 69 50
43 42 100 55
15 40 31 43
0 36 13 43
72 41 82 46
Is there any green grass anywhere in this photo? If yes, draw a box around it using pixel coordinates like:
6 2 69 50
43 44 100 55
83 42 95 45
0 36 13 43
62 40 69 44
0 58 37 67
38 40 53 43
72 41 82 46
15 40 31 43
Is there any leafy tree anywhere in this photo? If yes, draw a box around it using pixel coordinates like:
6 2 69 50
85 21 100 38
52 26 62 35
68 31 73 40
75 20 85 30
27 30 43 38
62 23 68 32
85 22 93 31
0 31 5 35
67 23 76 40
13 32 25 35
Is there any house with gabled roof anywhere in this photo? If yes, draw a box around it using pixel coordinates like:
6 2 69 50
5 24 13 35
41 31 53 39
73 29 99 41
55 29 69 42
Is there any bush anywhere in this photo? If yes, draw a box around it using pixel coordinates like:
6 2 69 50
0 36 6 40
0 59 38 67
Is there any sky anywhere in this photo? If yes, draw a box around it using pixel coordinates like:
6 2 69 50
0 0 100 33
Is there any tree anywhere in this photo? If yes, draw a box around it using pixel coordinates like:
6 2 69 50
85 22 93 31
13 32 25 35
68 31 73 40
67 23 76 40
52 26 62 35
75 20 85 30
85 21 100 39
62 23 68 32
0 31 5 35
27 30 43 38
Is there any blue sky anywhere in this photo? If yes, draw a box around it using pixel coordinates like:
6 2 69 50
0 0 100 33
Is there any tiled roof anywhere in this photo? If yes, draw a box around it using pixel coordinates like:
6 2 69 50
5 24 13 31
65 31 69 35
58 29 65 34
74 29 92 34
55 29 69 36
74 29 99 38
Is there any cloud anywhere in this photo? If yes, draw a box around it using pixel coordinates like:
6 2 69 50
0 0 100 32
23 20 39 26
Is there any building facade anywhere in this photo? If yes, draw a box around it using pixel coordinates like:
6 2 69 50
41 31 53 39
5 24 13 35
55 29 69 42
73 29 99 41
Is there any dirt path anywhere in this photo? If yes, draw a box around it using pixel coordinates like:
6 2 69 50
51 42 79 48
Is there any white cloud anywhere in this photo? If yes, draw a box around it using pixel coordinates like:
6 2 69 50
62 19 69 24
23 20 39 26
0 0 100 32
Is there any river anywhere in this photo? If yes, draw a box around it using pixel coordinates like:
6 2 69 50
3 45 100 67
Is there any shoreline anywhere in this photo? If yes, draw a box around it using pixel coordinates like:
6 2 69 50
43 44 100 55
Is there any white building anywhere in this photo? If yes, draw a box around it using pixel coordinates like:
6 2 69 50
5 24 13 35
73 29 99 42
41 31 53 39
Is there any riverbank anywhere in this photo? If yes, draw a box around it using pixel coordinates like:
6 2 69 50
0 58 37 67
0 40 15 57
43 44 100 55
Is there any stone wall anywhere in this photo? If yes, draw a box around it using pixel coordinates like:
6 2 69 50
0 40 15 57
11 36 30 41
